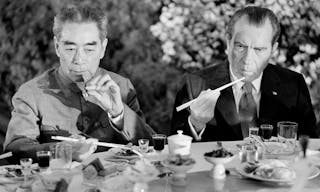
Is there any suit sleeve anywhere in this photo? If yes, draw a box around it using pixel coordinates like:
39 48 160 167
4 84 55 162
171 74 206 137
296 74 318 138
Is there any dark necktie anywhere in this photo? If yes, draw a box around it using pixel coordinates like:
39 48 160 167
239 82 258 138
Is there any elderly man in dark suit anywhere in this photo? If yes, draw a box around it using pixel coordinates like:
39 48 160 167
171 6 318 141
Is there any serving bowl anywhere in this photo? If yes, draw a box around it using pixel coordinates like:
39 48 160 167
162 155 196 186
204 148 237 179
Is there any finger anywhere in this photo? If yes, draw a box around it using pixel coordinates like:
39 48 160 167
85 75 102 87
99 81 119 93
86 90 103 101
95 75 112 90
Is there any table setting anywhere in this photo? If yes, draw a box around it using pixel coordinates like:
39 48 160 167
0 121 320 192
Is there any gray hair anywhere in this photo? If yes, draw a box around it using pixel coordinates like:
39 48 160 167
226 6 280 45
53 4 108 41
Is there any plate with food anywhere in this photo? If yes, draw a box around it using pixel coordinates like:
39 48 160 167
236 159 320 184
109 148 139 160
0 164 39 183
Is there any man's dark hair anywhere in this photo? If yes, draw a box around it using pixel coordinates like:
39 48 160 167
53 3 108 41
226 6 280 45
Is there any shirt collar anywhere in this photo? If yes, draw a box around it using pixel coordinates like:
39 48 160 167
56 67 82 95
229 65 263 92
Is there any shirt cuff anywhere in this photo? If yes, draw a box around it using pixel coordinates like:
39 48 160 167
188 116 206 141
107 109 124 128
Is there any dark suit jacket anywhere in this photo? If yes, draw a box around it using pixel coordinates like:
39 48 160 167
171 62 318 141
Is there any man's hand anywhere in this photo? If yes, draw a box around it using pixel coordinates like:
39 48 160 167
84 74 124 117
189 89 220 131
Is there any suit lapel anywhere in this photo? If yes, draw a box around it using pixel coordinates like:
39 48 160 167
259 65 287 127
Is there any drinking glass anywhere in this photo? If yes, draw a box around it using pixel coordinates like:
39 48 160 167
260 124 273 141
277 121 298 153
138 139 149 153
249 127 259 137
20 158 33 187
152 134 166 152
36 151 51 169
50 142 72 170
244 144 258 163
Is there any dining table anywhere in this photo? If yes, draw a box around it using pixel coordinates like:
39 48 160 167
1 139 320 192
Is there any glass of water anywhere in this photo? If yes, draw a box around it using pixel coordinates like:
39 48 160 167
277 121 298 152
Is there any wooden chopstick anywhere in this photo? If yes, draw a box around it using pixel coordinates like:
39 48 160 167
51 136 143 157
176 77 245 112
0 152 12 160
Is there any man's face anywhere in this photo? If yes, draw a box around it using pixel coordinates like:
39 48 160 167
226 16 278 82
54 22 107 82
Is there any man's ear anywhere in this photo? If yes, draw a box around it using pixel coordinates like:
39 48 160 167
271 42 278 55
54 36 61 58
225 38 231 55
100 38 108 59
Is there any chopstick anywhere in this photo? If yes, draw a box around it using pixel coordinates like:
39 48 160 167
176 77 245 112
0 152 12 160
51 136 143 157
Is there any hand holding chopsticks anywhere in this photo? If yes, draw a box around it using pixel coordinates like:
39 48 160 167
176 77 245 112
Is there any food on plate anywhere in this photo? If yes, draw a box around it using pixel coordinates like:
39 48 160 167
204 148 233 158
116 149 137 156
166 154 195 166
264 142 295 155
243 159 296 180
0 165 39 179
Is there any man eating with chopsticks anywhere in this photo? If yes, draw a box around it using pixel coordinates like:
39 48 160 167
171 6 318 141
4 3 154 163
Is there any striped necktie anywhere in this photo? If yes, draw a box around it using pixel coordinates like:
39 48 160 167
239 82 258 138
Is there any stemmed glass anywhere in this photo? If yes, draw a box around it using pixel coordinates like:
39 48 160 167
20 158 33 188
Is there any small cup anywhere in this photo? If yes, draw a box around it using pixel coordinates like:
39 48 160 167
249 127 259 137
152 134 167 152
260 124 273 141
241 144 258 163
138 139 149 153
36 151 52 168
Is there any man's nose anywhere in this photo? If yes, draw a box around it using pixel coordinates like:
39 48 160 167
72 49 85 64
244 47 254 64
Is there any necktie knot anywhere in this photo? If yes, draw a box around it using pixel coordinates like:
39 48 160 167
242 82 254 93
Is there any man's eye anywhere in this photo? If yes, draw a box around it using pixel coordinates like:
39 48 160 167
65 48 75 51
235 44 245 51
254 48 265 52
85 49 94 52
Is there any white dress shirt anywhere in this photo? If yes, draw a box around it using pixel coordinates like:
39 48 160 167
189 66 263 141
